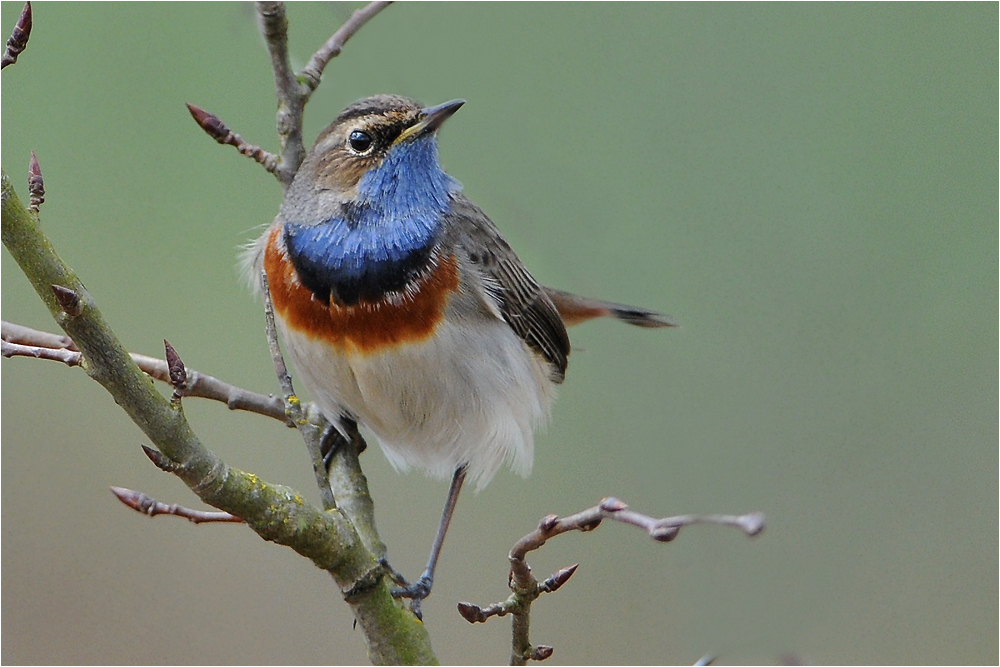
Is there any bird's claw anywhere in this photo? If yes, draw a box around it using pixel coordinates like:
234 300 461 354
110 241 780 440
384 567 433 620
378 558 409 587
391 575 432 601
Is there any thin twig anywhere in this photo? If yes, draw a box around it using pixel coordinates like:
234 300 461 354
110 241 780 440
261 271 295 398
509 499 765 583
261 271 336 511
299 1 393 91
1 320 75 349
256 2 297 108
258 277 384 557
2 338 81 365
1 1 31 69
186 103 279 173
255 1 303 187
111 486 244 524
459 498 765 665
1 320 289 423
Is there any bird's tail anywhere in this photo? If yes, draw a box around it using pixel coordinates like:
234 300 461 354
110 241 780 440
542 287 676 329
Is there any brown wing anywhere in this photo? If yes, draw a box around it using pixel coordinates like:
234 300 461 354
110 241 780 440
443 194 570 383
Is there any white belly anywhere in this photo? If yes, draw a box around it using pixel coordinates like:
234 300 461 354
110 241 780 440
280 317 555 489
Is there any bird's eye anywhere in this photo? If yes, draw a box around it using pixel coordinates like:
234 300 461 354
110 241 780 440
348 130 373 154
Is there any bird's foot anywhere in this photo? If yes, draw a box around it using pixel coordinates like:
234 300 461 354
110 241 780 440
381 559 433 620
320 417 364 471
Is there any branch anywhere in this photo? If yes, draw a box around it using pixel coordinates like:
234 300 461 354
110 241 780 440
1 169 435 666
2 320 289 423
188 3 391 185
111 486 244 524
459 498 765 665
3 317 386 549
255 1 303 187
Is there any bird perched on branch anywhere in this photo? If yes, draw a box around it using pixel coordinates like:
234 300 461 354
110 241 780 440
246 94 672 611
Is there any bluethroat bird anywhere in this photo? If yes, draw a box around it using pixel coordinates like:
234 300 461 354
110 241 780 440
246 95 672 610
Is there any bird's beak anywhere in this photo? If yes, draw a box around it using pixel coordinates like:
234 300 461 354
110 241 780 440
394 99 465 145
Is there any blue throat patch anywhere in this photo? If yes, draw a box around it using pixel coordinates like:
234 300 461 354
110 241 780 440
285 137 461 306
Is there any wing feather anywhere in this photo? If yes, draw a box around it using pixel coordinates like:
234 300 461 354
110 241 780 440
443 194 570 383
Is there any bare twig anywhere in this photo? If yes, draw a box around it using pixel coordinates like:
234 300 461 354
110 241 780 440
2 338 80 366
1 1 31 70
299 1 393 91
186 103 279 173
256 2 297 108
458 600 506 624
255 1 302 187
1 320 289 423
28 150 44 212
460 498 765 665
261 271 295 399
457 565 578 625
261 271 336 511
509 499 764 580
111 486 244 524
1 320 75 349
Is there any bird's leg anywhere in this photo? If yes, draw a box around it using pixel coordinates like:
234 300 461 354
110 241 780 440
389 464 468 618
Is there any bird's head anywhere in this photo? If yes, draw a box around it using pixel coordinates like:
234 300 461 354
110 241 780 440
289 95 464 208
277 95 465 306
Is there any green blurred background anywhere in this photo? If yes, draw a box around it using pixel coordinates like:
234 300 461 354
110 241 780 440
2 3 996 664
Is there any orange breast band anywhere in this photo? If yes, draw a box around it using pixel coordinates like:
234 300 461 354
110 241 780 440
264 226 459 354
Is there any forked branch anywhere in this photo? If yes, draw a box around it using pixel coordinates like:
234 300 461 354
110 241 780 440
2 320 289 423
1 161 435 665
190 2 392 186
459 498 765 665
